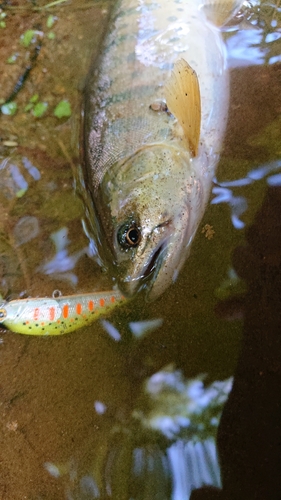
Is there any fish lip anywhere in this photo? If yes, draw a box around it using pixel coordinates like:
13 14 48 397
118 235 170 298
142 240 167 280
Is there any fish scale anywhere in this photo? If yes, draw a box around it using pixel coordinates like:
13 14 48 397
84 0 227 184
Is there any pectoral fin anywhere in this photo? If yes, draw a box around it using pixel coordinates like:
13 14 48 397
164 58 201 157
203 0 244 27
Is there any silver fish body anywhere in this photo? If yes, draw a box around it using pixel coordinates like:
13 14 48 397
83 0 240 300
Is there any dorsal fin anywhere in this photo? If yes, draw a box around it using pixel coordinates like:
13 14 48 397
164 58 201 157
203 0 245 27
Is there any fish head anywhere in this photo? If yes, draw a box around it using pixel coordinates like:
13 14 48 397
100 145 203 300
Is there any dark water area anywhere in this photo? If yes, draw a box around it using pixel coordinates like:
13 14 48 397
0 1 280 499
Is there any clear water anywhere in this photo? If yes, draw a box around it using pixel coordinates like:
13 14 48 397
0 1 280 498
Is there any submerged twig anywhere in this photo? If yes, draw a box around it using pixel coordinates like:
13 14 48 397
42 0 69 7
4 40 42 105
0 0 70 11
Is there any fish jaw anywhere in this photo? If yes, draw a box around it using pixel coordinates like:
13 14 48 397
101 145 205 300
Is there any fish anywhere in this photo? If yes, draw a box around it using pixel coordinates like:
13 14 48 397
0 289 125 336
82 0 244 300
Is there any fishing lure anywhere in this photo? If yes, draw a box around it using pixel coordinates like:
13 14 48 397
0 289 125 336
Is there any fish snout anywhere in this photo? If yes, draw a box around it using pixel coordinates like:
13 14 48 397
116 232 172 300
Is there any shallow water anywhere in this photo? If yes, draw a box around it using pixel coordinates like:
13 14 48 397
0 1 280 498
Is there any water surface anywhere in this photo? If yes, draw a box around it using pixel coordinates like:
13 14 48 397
0 1 280 498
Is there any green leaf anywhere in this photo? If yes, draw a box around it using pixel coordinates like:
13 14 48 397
30 94 39 103
1 102 17 115
32 102 48 118
7 53 18 64
25 95 40 112
47 32 55 40
0 21 6 28
54 100 71 119
20 29 35 47
24 103 34 112
46 15 56 28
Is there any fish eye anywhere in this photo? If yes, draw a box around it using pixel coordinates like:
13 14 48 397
117 223 141 248
126 227 141 245
0 308 7 319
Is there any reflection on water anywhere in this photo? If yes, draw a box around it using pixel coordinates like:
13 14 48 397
0 155 38 199
212 159 281 229
0 0 280 499
226 0 281 66
133 368 232 441
38 227 87 286
49 368 230 498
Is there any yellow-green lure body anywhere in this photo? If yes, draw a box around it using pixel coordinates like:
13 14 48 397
0 290 125 336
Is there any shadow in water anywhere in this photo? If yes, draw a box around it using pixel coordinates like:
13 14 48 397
192 185 281 499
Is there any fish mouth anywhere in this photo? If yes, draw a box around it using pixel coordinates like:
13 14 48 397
118 235 170 299
142 241 166 280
